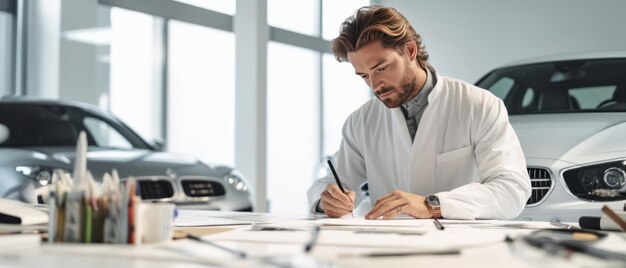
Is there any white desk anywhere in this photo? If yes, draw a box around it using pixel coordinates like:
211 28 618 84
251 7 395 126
2 211 626 268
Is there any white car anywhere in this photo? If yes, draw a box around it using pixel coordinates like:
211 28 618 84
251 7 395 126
476 52 626 222
0 98 253 211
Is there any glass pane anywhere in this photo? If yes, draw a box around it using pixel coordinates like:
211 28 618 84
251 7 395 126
167 20 235 166
84 117 132 149
522 88 534 108
105 7 162 142
488 77 514 100
267 42 320 214
322 0 369 40
268 0 319 36
173 0 235 15
322 54 371 157
569 86 616 109
0 11 12 96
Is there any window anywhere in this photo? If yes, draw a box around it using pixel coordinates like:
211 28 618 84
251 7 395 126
167 20 235 166
488 77 515 101
477 59 626 114
322 54 371 156
522 88 535 108
267 42 320 213
268 0 319 36
84 117 132 149
99 6 163 142
569 86 616 110
322 0 369 40
173 0 235 15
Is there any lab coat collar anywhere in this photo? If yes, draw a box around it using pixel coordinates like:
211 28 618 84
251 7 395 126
424 63 444 105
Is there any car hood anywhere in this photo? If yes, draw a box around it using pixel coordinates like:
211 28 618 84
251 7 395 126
0 147 232 180
510 113 626 164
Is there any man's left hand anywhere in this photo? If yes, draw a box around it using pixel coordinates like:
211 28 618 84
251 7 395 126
365 190 434 220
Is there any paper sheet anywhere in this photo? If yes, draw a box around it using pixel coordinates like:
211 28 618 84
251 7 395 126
314 216 557 229
175 210 314 227
174 210 256 227
203 225 514 250
314 216 433 228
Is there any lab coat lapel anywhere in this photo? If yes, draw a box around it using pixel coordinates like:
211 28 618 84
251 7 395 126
407 68 443 195
391 107 412 190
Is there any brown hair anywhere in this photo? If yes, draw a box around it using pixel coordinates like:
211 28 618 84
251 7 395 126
331 6 428 67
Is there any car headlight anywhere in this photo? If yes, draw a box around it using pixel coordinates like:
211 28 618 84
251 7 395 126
15 166 70 187
224 171 249 192
562 160 626 201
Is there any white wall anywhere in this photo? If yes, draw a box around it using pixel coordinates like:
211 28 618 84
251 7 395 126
376 0 626 83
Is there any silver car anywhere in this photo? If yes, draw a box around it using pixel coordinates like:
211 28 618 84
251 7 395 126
476 52 626 222
0 98 252 211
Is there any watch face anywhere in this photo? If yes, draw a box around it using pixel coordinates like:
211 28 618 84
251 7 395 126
427 195 440 206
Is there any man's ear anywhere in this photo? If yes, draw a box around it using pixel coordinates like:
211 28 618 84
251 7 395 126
404 41 418 61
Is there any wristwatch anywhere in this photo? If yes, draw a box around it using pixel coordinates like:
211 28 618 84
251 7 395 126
425 195 442 219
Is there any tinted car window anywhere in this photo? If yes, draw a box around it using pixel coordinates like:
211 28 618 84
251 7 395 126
476 58 626 114
84 117 133 149
0 104 141 149
0 105 79 146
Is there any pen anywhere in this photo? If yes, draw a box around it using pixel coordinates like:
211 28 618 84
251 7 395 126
186 234 247 258
433 218 445 230
341 249 460 258
304 225 321 253
550 221 580 230
327 160 354 217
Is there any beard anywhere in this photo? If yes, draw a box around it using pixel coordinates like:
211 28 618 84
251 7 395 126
376 65 418 109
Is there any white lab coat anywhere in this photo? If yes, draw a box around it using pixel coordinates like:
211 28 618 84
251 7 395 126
308 69 531 220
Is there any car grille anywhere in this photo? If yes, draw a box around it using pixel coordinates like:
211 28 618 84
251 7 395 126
527 167 552 205
138 179 175 200
181 180 226 197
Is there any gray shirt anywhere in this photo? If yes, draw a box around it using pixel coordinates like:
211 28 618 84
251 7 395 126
401 66 436 142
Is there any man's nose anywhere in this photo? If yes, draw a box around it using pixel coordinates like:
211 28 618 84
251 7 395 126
369 77 384 92
371 79 385 94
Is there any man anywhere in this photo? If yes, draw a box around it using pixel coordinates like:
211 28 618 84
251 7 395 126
307 6 531 220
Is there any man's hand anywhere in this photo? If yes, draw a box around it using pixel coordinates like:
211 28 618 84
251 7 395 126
365 190 433 220
320 184 355 218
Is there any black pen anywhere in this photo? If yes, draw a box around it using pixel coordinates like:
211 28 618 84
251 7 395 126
433 218 445 230
304 225 321 253
327 160 354 217
186 234 247 258
341 249 460 258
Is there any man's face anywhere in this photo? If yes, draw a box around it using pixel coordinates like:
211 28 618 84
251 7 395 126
347 41 418 108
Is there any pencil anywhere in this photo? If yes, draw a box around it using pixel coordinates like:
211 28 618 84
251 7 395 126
327 160 354 217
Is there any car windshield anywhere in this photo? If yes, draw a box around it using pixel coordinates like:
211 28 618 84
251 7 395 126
476 58 626 115
0 104 143 149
